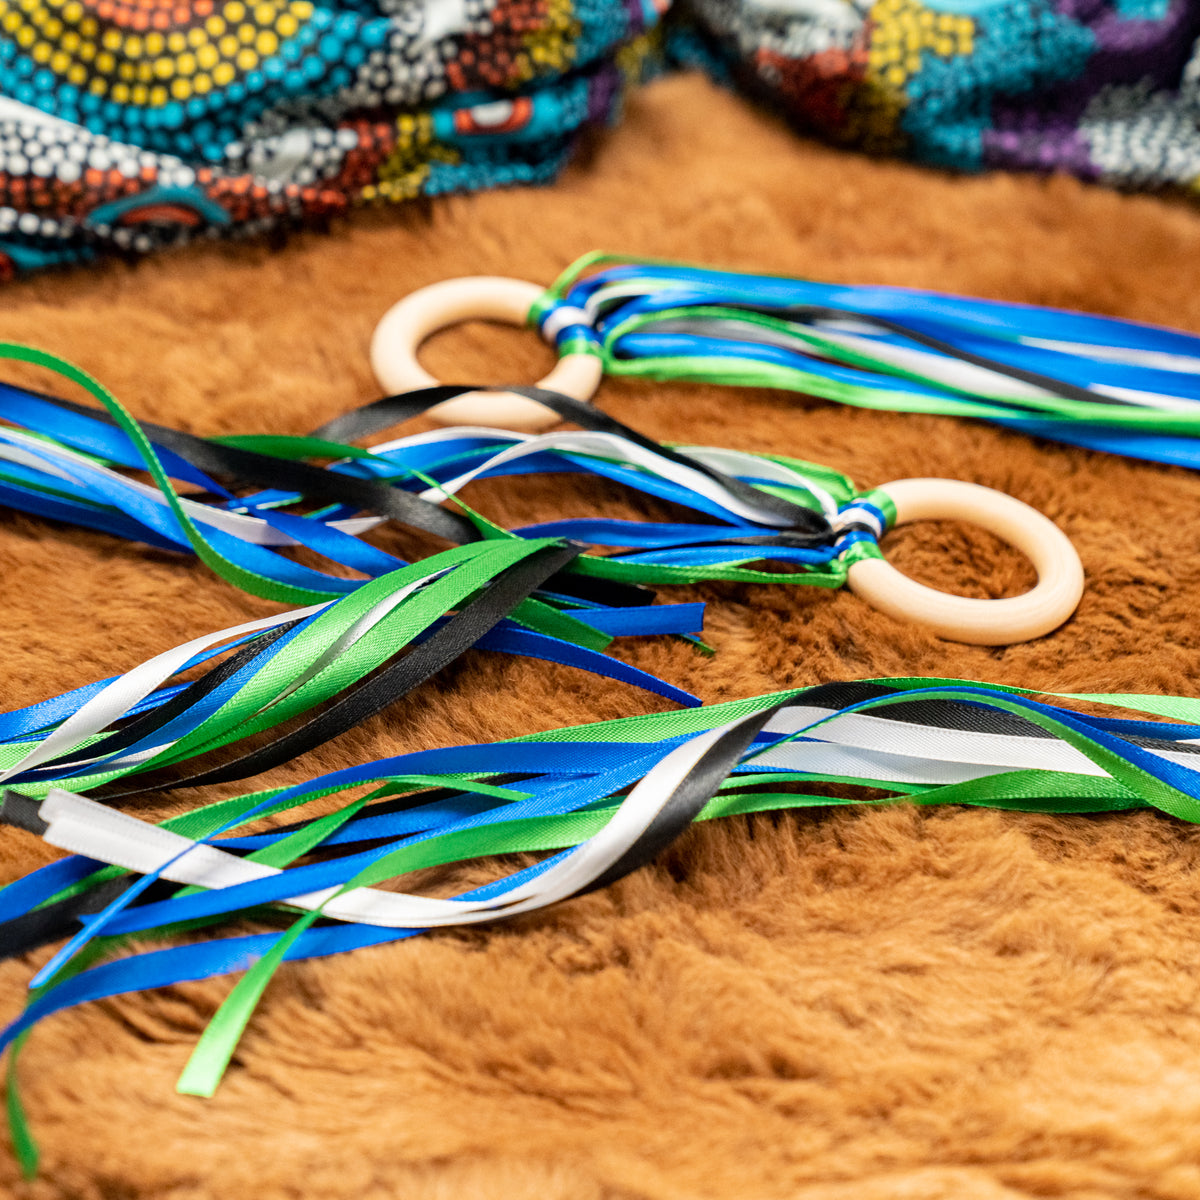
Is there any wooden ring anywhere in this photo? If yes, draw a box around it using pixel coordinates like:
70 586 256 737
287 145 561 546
370 276 602 432
846 478 1083 645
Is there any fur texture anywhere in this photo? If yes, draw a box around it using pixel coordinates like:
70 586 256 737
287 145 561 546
4 72 1200 1199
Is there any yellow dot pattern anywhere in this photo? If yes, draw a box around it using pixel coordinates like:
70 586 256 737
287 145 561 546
823 0 976 155
0 0 315 105
867 0 974 91
361 113 444 205
513 0 577 85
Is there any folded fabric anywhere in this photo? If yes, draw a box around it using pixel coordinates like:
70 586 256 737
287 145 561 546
0 0 663 276
670 0 1200 189
4 0 1200 280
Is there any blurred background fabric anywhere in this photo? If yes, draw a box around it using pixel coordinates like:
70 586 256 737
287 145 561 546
2 0 1200 279
672 0 1200 189
0 0 663 276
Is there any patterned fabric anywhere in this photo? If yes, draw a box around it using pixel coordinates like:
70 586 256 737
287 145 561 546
669 0 1200 190
0 0 663 276
3 0 1200 280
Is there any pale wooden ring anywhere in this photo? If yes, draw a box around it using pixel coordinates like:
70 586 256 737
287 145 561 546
370 276 602 432
846 478 1083 645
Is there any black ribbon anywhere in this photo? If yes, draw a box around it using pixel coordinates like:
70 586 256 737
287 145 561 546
0 542 584 959
647 303 1113 410
100 538 585 798
313 384 836 543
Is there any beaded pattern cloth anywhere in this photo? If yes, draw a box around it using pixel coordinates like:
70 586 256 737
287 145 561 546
2 0 1200 279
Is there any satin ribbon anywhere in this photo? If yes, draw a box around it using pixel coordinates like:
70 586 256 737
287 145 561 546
7 674 1200 1171
0 339 1106 1171
0 537 701 803
532 253 1200 470
0 350 887 598
0 346 726 831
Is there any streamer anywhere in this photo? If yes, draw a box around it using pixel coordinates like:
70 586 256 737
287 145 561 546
0 350 1082 644
0 344 715 778
1 535 702 799
370 254 1200 471
0 356 716 865
5 672 1200 1171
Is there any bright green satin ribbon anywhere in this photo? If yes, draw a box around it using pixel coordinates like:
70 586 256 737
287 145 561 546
0 344 333 606
1 343 884 616
0 537 573 799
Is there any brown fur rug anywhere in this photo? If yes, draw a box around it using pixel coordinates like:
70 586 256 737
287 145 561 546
5 71 1200 1200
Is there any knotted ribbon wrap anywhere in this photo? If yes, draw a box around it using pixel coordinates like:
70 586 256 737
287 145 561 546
531 253 1200 470
8 674 1200 1171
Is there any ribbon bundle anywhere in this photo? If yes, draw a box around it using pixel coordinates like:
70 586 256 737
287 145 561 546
0 347 734 814
0 336 1120 1172
533 253 1200 470
0 347 888 595
0 537 704 804
6 674 1200 1171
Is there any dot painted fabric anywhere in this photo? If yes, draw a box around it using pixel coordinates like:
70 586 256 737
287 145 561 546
2 0 1200 281
0 0 663 277
669 0 1200 190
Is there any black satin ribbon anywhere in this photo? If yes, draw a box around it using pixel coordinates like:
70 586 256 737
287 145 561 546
34 386 479 544
100 539 585 799
0 542 584 960
14 379 657 608
312 384 837 543
577 701 785 897
12 620 306 786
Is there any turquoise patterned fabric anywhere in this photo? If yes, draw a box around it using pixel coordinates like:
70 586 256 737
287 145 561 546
1 0 1199 279
0 0 663 276
670 0 1200 188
